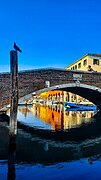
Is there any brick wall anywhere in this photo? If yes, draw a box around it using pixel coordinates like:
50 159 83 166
0 68 101 109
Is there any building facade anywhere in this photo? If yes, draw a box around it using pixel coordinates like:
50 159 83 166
65 53 101 72
65 53 101 104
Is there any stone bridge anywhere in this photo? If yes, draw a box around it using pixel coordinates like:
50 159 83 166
0 68 101 110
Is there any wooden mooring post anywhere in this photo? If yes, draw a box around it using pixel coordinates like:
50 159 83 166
7 50 18 180
9 50 18 136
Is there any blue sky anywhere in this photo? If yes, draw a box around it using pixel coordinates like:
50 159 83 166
0 0 101 72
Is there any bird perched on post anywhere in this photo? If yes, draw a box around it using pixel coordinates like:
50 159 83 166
14 42 22 53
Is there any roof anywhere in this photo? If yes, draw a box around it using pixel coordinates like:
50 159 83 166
89 53 101 57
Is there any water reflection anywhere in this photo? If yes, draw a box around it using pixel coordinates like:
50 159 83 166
17 104 96 131
1 124 101 166
7 135 16 180
0 112 101 179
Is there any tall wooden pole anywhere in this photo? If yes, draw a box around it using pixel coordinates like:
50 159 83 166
10 50 18 135
7 50 18 180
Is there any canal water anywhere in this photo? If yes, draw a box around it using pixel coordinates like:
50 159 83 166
0 104 101 179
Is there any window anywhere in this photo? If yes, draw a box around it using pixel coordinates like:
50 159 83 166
73 66 74 70
93 59 99 65
75 65 77 70
78 62 81 69
83 59 87 66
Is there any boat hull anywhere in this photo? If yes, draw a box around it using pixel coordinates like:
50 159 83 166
64 101 97 111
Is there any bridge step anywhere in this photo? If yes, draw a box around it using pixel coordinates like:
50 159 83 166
0 107 9 114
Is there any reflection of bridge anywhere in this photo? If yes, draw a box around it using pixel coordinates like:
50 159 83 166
1 117 101 164
0 68 101 110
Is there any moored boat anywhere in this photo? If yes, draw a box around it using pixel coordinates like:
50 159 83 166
64 101 97 111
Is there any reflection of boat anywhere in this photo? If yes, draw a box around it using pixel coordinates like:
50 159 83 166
64 101 97 111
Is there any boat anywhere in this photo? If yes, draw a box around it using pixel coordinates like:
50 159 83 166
64 101 80 108
64 101 97 111
18 102 33 106
65 106 97 112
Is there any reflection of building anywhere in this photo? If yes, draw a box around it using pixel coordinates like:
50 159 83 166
18 107 30 118
38 105 64 131
28 105 95 131
64 110 95 129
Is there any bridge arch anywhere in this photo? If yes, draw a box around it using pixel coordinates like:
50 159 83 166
1 68 101 110
19 83 101 108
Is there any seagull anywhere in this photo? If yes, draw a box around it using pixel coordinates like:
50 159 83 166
14 42 22 53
